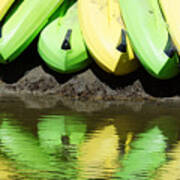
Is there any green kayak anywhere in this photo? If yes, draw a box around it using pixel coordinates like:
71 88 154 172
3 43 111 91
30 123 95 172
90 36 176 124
119 0 180 79
0 0 63 63
38 2 90 73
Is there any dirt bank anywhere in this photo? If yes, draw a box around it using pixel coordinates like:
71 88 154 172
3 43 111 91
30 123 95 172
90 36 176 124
1 39 180 102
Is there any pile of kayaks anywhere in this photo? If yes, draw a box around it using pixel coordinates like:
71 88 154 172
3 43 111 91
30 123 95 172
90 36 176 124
0 0 180 79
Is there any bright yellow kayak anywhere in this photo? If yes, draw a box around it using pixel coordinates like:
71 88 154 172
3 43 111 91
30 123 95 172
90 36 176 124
78 0 139 75
0 0 14 21
159 0 180 55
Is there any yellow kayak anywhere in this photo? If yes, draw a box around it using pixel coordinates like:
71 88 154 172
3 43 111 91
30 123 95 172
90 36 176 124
0 0 14 21
78 0 139 75
159 0 180 55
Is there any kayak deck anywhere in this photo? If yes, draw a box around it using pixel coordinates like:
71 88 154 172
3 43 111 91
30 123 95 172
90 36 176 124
0 0 63 62
159 0 180 55
78 0 139 75
38 3 90 73
119 0 180 79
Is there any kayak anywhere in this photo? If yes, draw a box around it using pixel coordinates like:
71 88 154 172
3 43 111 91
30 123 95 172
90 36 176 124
118 0 180 79
38 2 90 73
78 0 139 75
0 0 14 21
0 0 64 63
159 0 180 55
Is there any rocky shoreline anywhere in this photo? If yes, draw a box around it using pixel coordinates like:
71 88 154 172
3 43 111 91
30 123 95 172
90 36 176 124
1 39 180 102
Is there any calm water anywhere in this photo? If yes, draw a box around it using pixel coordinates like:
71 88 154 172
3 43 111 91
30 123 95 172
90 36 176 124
1 96 180 179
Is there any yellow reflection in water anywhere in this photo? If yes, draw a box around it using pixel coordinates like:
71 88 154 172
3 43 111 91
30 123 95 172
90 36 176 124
78 125 119 179
154 141 180 180
0 156 17 180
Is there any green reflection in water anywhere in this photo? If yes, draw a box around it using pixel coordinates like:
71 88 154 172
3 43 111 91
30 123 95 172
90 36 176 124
154 141 180 180
0 114 87 179
38 115 86 154
115 127 167 180
0 118 61 179
38 114 87 179
147 116 179 145
114 115 180 180
0 110 180 180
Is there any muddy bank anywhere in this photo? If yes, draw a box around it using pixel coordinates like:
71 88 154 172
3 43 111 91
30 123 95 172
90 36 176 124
1 39 180 101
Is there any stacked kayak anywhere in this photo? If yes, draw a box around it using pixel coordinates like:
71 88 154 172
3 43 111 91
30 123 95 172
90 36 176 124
0 0 179 79
118 0 180 79
38 1 90 73
78 0 139 75
159 0 180 55
0 0 63 63
0 0 14 21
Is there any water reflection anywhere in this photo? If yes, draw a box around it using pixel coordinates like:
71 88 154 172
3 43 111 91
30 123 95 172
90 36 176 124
38 115 86 154
147 116 179 145
0 106 180 179
0 116 64 179
154 142 180 180
115 126 167 180
78 124 119 179
0 155 17 180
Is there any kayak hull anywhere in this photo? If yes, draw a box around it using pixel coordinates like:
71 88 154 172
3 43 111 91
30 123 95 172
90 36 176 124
78 0 139 76
38 3 90 74
159 0 180 55
0 0 64 63
119 0 180 79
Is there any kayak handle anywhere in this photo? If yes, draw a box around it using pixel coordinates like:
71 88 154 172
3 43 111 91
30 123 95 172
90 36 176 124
117 29 127 53
164 47 176 58
0 23 2 38
164 34 177 58
61 29 72 50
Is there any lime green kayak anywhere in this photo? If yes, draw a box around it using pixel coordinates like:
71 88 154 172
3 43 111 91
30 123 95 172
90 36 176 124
0 0 64 63
38 2 89 73
119 0 180 79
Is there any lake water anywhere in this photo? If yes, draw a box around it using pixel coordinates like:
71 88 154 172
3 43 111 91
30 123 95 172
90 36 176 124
0 96 180 180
